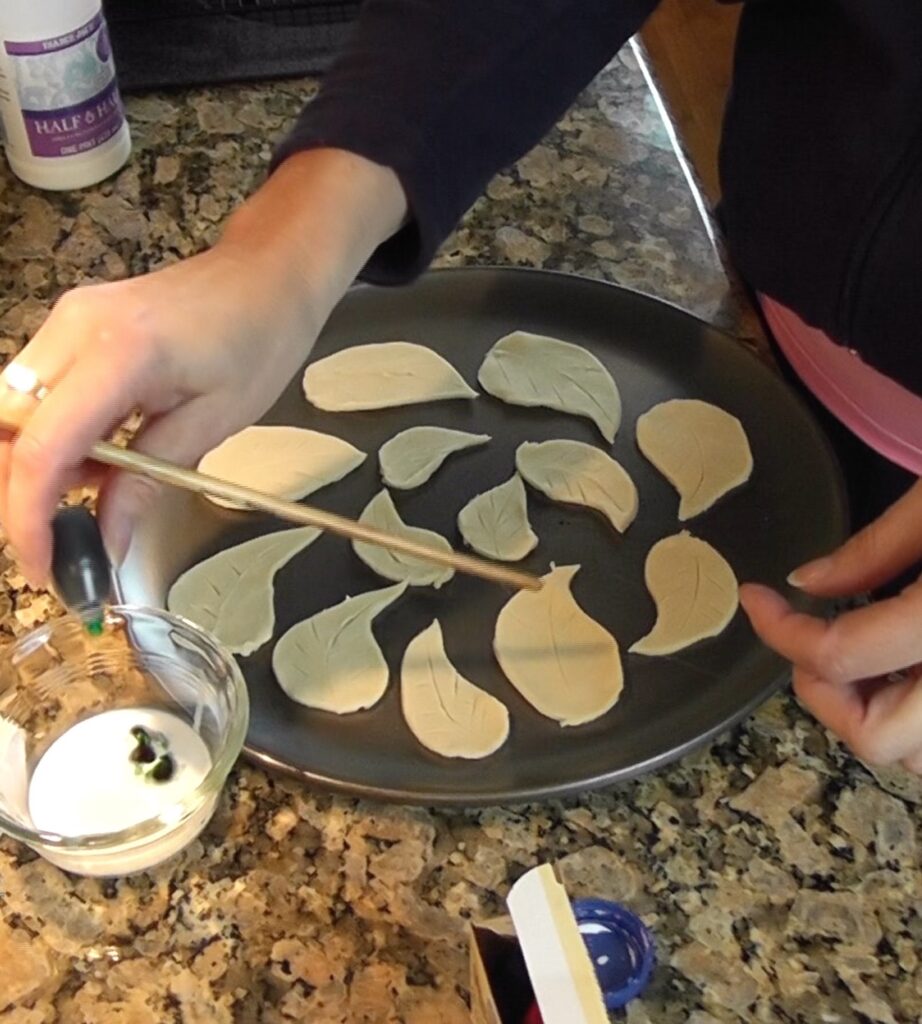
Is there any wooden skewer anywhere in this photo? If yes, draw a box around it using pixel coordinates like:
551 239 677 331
89 441 543 592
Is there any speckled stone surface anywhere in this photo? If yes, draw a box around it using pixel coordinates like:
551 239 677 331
1 47 920 1024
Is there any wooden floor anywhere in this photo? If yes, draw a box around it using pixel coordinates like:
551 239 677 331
638 0 740 206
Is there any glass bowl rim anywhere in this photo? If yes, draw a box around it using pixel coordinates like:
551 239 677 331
0 604 249 851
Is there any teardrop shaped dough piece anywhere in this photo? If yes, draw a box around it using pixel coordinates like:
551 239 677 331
401 620 510 758
198 425 366 511
478 331 621 442
457 474 538 562
273 582 407 713
304 341 477 411
636 399 753 520
494 565 623 727
168 527 319 656
630 531 738 655
516 439 638 533
380 426 491 489
353 490 454 588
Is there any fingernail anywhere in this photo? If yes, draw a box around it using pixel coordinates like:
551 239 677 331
787 556 831 588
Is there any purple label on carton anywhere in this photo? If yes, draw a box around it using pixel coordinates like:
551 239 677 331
22 78 123 159
4 11 124 160
4 12 105 57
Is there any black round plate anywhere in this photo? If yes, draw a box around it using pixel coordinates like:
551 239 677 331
122 268 848 805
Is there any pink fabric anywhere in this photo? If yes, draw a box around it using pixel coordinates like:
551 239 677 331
759 294 922 476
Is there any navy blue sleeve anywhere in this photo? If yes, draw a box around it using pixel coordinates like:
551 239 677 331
271 0 658 283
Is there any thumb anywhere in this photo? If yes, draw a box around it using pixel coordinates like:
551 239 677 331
97 400 236 567
788 479 922 597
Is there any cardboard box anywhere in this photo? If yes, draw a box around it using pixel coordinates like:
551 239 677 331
470 864 609 1024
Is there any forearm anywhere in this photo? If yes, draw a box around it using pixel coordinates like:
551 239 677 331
220 147 407 326
273 0 660 282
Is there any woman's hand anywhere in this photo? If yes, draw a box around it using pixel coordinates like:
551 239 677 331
741 478 922 773
0 149 406 585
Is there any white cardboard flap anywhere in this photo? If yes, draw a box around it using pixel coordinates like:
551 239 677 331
507 863 608 1024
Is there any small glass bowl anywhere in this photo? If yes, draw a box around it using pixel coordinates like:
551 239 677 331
0 606 248 876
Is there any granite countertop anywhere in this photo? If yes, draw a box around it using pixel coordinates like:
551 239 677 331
1 46 920 1024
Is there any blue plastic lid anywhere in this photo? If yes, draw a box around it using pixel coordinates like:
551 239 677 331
571 898 655 1010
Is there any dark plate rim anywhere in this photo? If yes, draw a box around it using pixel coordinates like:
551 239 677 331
233 266 849 806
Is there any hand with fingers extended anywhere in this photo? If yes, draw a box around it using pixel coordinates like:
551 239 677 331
741 478 922 774
0 150 405 586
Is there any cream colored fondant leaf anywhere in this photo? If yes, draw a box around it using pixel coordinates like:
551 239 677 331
636 399 752 520
630 531 738 655
401 620 510 758
494 564 623 726
198 425 365 510
304 341 477 411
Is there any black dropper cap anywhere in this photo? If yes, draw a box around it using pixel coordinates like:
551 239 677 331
51 506 112 633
